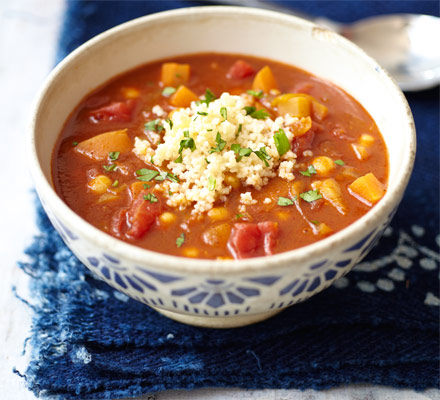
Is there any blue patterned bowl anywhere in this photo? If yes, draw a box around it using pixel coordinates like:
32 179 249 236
28 7 415 328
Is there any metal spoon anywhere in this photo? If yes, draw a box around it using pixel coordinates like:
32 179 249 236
208 0 440 91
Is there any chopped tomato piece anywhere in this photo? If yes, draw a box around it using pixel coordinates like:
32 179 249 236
227 60 256 80
90 99 136 122
112 191 162 240
227 221 278 259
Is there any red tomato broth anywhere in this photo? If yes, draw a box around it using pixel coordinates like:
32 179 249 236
52 53 388 260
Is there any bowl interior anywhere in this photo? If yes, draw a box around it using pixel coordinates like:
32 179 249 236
30 6 414 271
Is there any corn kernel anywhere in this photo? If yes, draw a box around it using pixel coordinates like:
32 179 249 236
159 212 177 225
182 247 199 258
207 207 229 222
312 156 336 177
224 173 240 189
88 175 112 194
359 133 375 147
351 143 370 161
121 87 140 99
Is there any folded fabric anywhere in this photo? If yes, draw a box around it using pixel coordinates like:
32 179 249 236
16 1 439 399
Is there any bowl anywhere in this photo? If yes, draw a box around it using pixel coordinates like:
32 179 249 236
29 6 415 328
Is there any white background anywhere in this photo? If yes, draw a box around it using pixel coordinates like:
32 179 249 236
0 1 438 399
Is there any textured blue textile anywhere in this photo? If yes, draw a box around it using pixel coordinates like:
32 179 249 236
17 1 439 399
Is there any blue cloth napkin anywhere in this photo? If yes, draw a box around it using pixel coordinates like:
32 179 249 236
17 1 439 399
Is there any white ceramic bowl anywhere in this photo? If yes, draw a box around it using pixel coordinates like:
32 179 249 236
29 6 415 328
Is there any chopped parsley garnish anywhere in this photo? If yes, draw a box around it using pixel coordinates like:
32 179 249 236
236 124 242 137
176 233 185 248
144 119 164 133
273 128 290 157
254 146 271 167
311 220 320 225
300 165 317 177
162 86 176 96
300 189 322 202
143 183 150 189
231 143 252 161
143 193 158 203
335 159 345 166
136 168 159 181
236 213 244 219
197 111 208 116
179 137 196 152
109 151 120 161
165 118 173 129
72 141 78 146
209 132 226 154
243 106 269 119
112 180 119 187
220 107 227 120
175 154 183 163
278 196 295 206
205 158 210 164
246 89 263 98
175 73 182 78
150 155 155 165
200 88 216 105
154 171 180 183
103 164 117 172
208 176 216 191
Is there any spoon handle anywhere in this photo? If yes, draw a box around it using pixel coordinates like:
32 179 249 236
204 0 342 31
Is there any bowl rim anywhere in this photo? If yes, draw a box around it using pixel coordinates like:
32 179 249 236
29 5 416 275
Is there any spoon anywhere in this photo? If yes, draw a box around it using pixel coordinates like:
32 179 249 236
208 0 440 91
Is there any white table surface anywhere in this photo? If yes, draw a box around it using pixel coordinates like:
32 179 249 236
0 1 438 399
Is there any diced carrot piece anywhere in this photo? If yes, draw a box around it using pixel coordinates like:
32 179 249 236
160 63 190 87
348 172 385 206
351 143 370 161
75 129 132 161
203 223 231 247
311 100 328 121
335 165 361 181
291 116 312 137
278 96 311 118
359 133 375 147
312 156 336 177
312 178 348 215
252 66 278 93
170 85 198 108
129 181 147 200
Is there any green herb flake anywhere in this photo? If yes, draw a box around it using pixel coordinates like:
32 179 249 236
176 233 185 248
273 128 290 157
143 193 158 203
277 196 294 206
300 165 317 177
154 171 179 183
109 151 120 161
236 124 242 137
244 106 256 115
246 89 264 98
311 220 320 225
165 118 173 129
205 158 210 164
175 73 182 78
209 132 226 154
250 109 269 119
220 107 227 120
300 189 323 203
197 111 208 116
136 168 159 181
72 141 78 146
103 164 117 172
112 180 119 187
143 184 151 189
201 88 216 105
335 159 345 166
144 119 164 133
208 176 216 191
239 147 252 157
254 146 271 167
236 213 244 219
162 86 176 96
175 154 183 163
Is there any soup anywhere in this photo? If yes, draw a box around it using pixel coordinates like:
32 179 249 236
52 53 388 259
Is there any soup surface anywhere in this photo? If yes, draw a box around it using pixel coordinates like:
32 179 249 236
52 53 388 259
